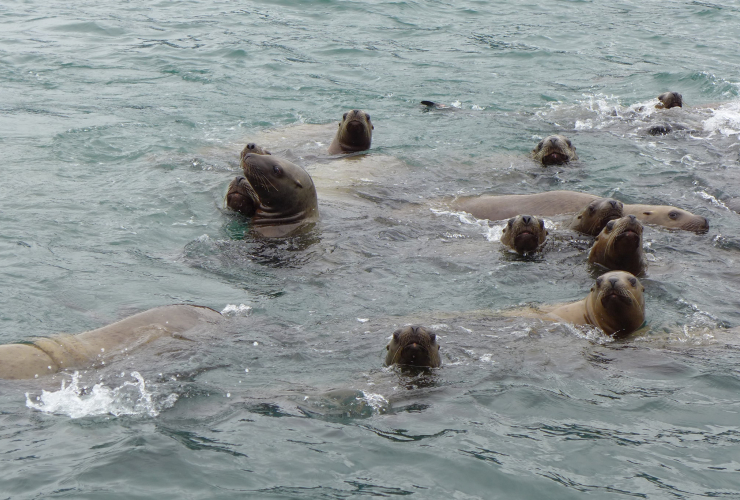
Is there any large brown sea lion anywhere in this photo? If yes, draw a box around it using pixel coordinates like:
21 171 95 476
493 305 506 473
453 190 708 233
327 109 373 155
544 271 646 337
531 135 578 165
588 215 647 276
500 214 548 254
0 305 221 380
385 326 441 368
226 153 319 237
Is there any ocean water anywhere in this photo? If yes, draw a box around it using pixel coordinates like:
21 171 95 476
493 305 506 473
2 0 740 498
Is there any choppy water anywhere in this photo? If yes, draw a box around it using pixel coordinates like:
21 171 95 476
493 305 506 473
2 0 740 498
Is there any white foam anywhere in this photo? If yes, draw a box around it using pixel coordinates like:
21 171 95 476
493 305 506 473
25 372 176 419
702 101 740 137
360 391 389 411
221 303 253 316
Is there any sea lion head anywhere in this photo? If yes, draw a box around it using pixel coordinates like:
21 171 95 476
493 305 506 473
500 214 548 254
240 142 271 158
637 206 709 233
531 135 578 165
334 109 373 153
385 326 441 368
590 215 647 275
225 176 259 217
586 271 646 337
656 92 683 109
573 198 624 236
598 215 643 254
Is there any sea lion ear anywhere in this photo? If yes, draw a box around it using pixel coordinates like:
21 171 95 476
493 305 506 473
295 179 303 188
386 344 390 351
429 333 436 343
392 330 401 342
371 125 374 130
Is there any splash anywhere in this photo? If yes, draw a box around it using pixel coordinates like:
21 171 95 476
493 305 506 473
702 101 740 137
25 372 177 419
221 303 253 317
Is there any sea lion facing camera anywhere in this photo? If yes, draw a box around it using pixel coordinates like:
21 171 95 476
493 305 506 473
544 271 646 337
500 214 548 254
385 326 441 368
588 215 647 276
227 154 319 237
0 305 222 380
531 135 578 165
327 109 373 155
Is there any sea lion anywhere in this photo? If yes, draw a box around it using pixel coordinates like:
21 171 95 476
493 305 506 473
656 91 683 109
226 154 319 237
588 215 647 276
385 326 441 368
500 214 548 254
453 190 708 233
544 271 646 337
568 198 624 236
241 142 271 156
625 204 707 233
531 135 578 165
327 109 373 155
0 305 222 380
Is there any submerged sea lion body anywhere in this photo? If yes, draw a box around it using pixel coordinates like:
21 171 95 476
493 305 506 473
385 326 441 368
327 109 373 155
588 215 647 276
453 191 708 233
500 215 548 254
544 271 646 337
531 135 578 165
226 154 319 237
0 305 221 380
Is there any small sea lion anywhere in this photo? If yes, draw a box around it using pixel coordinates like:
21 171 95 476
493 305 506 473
500 214 548 254
531 135 578 165
568 198 624 236
327 109 373 155
0 305 222 380
226 154 319 237
588 215 647 276
385 326 441 368
656 91 683 109
544 271 646 337
453 190 708 233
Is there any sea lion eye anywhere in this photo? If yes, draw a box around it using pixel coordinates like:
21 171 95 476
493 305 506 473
539 219 545 229
343 112 348 120
536 141 543 150
428 333 436 343
629 277 637 286
392 330 401 342
566 139 573 147
595 277 603 287
273 165 283 176
365 113 371 121
668 211 679 220
507 218 514 228
606 220 615 231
